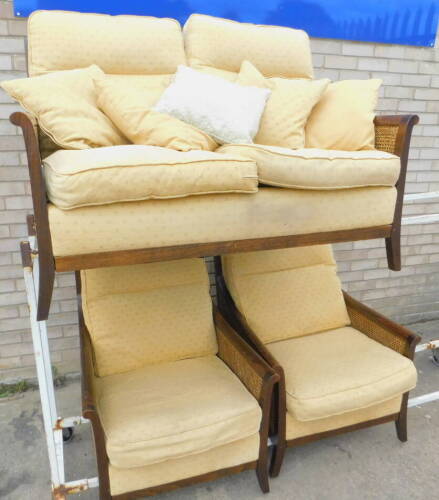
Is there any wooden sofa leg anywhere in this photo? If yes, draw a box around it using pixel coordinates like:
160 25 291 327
395 393 409 442
270 442 286 478
385 228 401 271
256 461 270 493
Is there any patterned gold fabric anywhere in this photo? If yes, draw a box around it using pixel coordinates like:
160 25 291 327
1 66 127 149
222 246 350 344
286 396 402 440
96 355 261 468
236 61 329 149
218 144 401 189
82 259 218 376
109 434 259 495
27 10 186 76
306 79 382 151
268 327 417 421
184 14 313 79
48 187 397 257
43 145 257 209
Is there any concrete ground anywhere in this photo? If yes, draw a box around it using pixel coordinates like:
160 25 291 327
1 320 439 500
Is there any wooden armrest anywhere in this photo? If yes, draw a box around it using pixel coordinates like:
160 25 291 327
214 308 278 405
374 114 419 157
343 291 420 359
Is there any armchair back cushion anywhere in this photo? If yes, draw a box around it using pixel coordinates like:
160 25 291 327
222 245 350 344
27 10 186 76
82 259 218 377
184 14 313 79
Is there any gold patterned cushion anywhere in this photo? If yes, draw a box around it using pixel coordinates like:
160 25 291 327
43 145 258 209
222 246 350 344
82 259 218 376
217 143 401 189
236 61 329 149
48 187 397 257
27 10 186 76
184 14 313 79
267 327 417 420
95 76 218 151
96 355 262 468
1 65 127 149
305 79 382 151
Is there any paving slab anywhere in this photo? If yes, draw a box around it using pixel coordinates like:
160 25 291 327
1 320 439 500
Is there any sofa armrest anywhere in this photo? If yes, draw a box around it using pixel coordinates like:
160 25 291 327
343 291 420 359
215 308 278 405
374 114 419 157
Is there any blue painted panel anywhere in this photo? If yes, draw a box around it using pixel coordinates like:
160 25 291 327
14 0 439 47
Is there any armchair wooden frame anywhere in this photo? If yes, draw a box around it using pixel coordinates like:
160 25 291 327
76 271 279 499
11 112 418 321
214 257 421 478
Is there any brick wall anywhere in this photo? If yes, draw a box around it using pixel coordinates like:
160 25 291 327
0 2 438 381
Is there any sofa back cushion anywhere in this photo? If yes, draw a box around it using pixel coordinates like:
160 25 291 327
222 245 350 344
28 10 186 76
81 259 218 377
184 14 313 79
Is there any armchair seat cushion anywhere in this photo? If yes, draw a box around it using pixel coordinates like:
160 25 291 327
43 145 258 209
217 144 401 189
267 326 417 421
96 355 262 469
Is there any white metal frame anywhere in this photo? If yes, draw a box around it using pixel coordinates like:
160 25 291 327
22 192 439 498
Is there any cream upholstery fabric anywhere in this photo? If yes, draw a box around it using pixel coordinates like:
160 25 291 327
27 10 186 76
1 66 127 149
217 144 401 189
82 259 218 376
222 246 350 344
44 145 257 209
48 186 397 257
95 76 217 151
109 434 259 495
306 79 382 151
96 355 262 468
184 14 313 79
236 61 329 148
268 327 417 421
285 396 402 440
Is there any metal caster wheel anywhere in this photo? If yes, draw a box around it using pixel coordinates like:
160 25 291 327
62 427 74 443
432 348 439 367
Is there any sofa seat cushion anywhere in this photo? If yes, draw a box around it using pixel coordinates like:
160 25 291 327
96 355 262 469
267 327 417 421
43 145 258 209
48 186 397 257
217 144 401 189
82 259 218 377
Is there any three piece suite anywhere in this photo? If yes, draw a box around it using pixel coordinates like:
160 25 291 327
6 9 420 499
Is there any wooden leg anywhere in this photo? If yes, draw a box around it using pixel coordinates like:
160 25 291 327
37 257 55 321
395 393 408 442
269 442 286 478
385 229 401 271
256 461 270 494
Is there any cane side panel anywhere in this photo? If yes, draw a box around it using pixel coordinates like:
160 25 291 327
375 124 399 155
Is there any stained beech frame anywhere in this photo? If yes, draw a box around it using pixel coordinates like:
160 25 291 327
213 258 420 477
11 112 418 321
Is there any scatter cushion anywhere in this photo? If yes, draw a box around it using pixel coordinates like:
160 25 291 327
43 145 258 209
82 259 218 377
217 144 401 189
222 246 350 344
267 327 417 421
305 79 382 151
27 10 186 76
153 65 271 144
236 61 329 149
96 355 262 467
1 65 127 149
184 13 313 79
95 76 218 151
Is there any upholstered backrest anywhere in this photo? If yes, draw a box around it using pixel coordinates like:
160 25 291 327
222 245 350 344
81 259 217 377
27 10 186 76
184 14 313 79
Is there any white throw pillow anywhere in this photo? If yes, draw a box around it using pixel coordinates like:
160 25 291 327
153 65 271 144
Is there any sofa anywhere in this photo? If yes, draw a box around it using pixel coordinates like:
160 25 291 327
6 10 418 321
